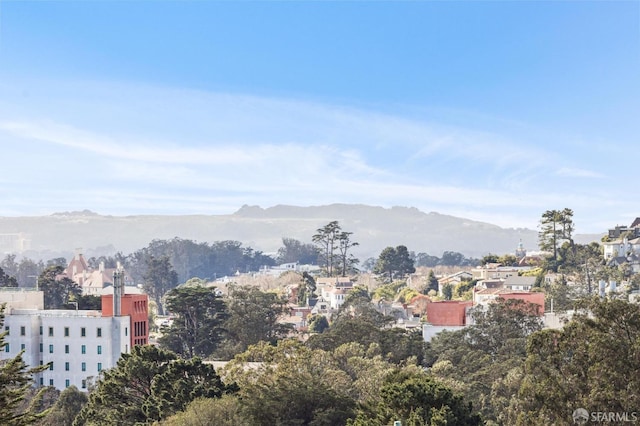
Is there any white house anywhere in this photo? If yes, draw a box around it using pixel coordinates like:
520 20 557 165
327 287 348 310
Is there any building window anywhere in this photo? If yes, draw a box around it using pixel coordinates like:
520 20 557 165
81 345 86 354
39 343 43 353
49 379 53 386
64 327 69 337
4 326 9 335
80 327 86 337
65 379 70 388
49 344 53 354
81 379 86 389
40 378 44 386
48 327 53 337
65 362 69 371
65 344 69 354
125 327 128 336
81 362 86 372
97 327 102 338
20 326 25 336
4 344 9 353
49 362 53 371
97 345 102 355
39 326 43 335
97 363 102 372
21 343 25 350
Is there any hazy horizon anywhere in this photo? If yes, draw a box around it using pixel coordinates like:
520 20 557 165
1 2 638 235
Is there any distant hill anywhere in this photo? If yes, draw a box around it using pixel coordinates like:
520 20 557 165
0 204 602 261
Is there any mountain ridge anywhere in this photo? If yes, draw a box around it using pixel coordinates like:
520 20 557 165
0 204 601 261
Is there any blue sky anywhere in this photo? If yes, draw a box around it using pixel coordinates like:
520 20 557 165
0 1 638 233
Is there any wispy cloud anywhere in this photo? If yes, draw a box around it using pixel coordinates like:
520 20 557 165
0 81 626 232
555 167 604 179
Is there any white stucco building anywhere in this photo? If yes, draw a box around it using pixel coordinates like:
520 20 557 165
1 272 144 391
3 309 129 390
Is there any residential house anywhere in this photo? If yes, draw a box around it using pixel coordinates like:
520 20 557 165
471 264 533 281
258 263 320 277
503 275 536 291
438 271 473 287
310 296 331 315
422 300 473 342
280 306 313 332
316 277 353 304
473 288 545 314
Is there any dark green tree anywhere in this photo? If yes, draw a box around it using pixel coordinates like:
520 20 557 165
276 238 318 265
1 255 19 280
423 270 439 294
498 254 518 266
413 252 440 268
481 254 500 265
86 256 119 270
39 385 87 426
440 251 466 266
161 395 250 426
0 266 18 288
128 238 275 286
219 285 292 358
225 340 356 426
307 315 329 334
454 279 476 299
373 246 416 282
17 259 44 289
0 305 49 426
349 370 481 426
36 266 81 310
373 247 397 282
508 298 640 425
426 298 543 422
73 345 228 426
335 286 390 327
158 285 228 359
142 256 178 315
45 258 67 268
538 208 574 268
441 283 453 300
307 310 423 365
337 231 360 276
74 295 101 311
312 221 340 276
296 272 316 306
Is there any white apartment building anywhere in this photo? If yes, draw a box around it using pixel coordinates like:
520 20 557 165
1 273 139 391
2 308 129 391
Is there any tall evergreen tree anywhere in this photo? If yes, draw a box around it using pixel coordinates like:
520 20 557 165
276 238 318 265
312 221 342 277
142 256 178 316
373 245 415 282
508 298 640 425
158 285 228 359
0 305 49 425
0 266 18 288
221 285 292 357
73 345 228 426
36 266 81 310
538 208 575 268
